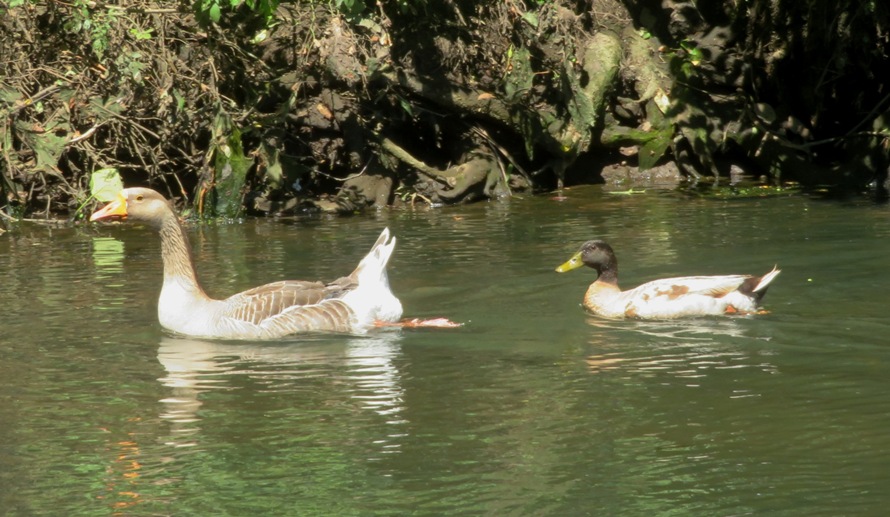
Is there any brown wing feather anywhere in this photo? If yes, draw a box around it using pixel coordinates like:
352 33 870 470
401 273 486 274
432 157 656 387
224 280 343 325
324 273 358 294
261 299 356 335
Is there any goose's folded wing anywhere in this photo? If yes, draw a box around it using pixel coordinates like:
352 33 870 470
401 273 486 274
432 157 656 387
259 299 356 335
222 280 338 324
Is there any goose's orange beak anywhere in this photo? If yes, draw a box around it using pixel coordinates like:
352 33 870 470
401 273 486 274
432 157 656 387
90 191 128 221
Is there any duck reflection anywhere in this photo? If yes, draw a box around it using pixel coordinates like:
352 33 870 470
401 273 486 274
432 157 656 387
581 316 779 378
156 331 406 447
585 315 755 340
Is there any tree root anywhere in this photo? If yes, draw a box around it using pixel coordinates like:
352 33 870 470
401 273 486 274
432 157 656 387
379 136 500 203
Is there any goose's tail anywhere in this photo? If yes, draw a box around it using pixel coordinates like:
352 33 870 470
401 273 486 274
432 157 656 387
352 227 396 285
342 228 403 324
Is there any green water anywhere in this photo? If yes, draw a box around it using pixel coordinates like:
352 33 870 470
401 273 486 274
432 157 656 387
2 186 890 515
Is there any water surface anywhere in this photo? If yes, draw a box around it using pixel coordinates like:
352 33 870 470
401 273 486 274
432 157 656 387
2 186 889 515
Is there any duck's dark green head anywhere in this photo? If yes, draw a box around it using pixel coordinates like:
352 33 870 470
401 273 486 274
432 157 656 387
555 240 617 276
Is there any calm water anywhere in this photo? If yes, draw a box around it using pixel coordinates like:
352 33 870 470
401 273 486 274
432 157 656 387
2 186 890 515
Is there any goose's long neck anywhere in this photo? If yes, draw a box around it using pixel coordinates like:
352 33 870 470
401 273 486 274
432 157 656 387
158 215 209 299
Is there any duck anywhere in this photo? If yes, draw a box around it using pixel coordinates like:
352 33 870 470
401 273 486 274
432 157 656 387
90 187 404 339
555 239 780 319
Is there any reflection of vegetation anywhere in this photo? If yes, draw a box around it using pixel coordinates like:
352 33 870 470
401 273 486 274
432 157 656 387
684 184 802 200
91 237 124 270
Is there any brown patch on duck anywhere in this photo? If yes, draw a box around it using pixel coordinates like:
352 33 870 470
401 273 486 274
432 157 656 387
654 284 689 300
624 306 638 318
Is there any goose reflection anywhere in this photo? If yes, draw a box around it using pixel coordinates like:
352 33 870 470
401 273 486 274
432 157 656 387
156 331 406 448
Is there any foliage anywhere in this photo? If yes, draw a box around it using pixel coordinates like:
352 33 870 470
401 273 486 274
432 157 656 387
3 0 890 219
193 0 280 25
65 168 124 221
89 168 124 202
204 110 253 218
0 0 286 218
638 101 673 172
333 0 419 18
333 0 366 18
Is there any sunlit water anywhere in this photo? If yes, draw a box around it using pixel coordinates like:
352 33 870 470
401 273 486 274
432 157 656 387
2 186 890 515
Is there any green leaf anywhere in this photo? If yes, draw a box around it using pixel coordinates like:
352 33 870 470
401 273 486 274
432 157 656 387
503 46 534 102
638 133 672 171
129 27 153 40
88 96 124 118
250 29 268 44
259 142 283 188
209 4 221 22
521 12 538 28
211 127 253 218
89 168 124 201
175 91 186 113
398 97 414 118
0 87 23 104
14 119 69 176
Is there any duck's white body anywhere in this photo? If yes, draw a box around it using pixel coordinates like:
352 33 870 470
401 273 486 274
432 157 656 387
582 270 780 319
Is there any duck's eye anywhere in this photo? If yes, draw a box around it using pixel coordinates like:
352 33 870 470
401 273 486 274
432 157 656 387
135 195 144 201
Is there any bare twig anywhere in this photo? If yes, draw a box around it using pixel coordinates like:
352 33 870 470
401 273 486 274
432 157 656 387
2 84 62 117
314 158 372 182
67 124 101 145
470 125 531 183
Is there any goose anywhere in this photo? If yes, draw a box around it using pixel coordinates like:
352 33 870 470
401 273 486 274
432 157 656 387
556 239 780 319
90 187 410 339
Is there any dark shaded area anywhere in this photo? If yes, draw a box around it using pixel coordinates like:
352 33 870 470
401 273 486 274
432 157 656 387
1 0 888 220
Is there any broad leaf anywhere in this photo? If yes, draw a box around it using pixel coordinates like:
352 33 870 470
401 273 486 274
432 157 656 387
89 168 124 201
638 132 672 171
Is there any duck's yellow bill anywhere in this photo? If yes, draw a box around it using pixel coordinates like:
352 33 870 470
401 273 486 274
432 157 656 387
555 252 584 273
